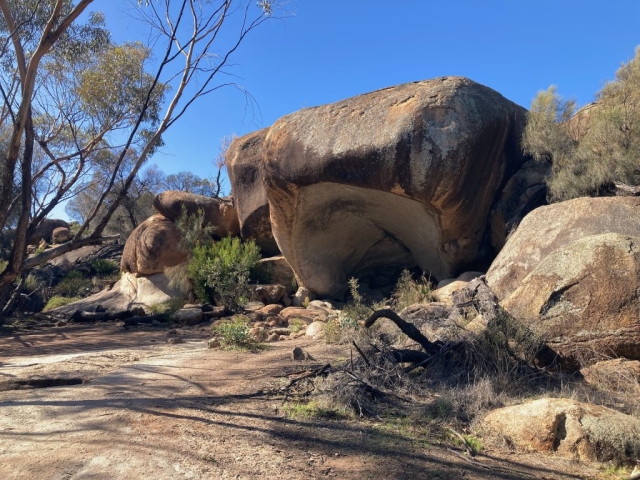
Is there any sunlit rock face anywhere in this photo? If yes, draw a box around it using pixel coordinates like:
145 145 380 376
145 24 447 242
258 76 528 297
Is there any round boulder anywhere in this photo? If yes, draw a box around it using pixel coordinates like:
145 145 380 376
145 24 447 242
153 191 240 238
500 233 640 366
481 398 640 464
262 77 528 297
487 197 640 300
51 226 71 244
28 218 69 245
121 214 187 275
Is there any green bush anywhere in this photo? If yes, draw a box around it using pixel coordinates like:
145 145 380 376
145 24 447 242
91 259 119 276
55 271 92 297
187 237 261 311
213 315 253 349
43 296 81 311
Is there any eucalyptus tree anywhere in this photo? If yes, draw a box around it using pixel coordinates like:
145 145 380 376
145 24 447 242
0 0 280 314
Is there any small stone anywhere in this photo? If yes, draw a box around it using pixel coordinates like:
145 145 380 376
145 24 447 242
305 321 325 338
56 320 68 327
167 337 185 344
292 347 313 361
167 329 178 335
292 287 315 307
266 333 280 342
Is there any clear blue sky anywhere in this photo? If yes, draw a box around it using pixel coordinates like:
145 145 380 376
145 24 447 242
90 0 640 194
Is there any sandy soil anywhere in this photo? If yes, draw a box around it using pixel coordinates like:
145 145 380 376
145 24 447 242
0 323 608 479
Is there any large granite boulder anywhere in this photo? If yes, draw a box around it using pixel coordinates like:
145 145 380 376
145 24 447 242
260 77 529 297
152 191 240 239
486 197 640 300
121 214 187 275
481 398 640 464
226 129 280 255
500 233 640 366
28 218 69 245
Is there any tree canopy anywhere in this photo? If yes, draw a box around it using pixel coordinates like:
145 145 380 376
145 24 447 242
522 47 640 201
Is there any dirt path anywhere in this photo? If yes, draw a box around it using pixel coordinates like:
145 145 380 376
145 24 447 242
0 324 606 479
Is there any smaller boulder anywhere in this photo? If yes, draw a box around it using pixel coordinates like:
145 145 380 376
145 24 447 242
153 191 240 238
167 337 185 345
258 304 284 316
580 358 640 392
305 321 325 338
481 398 640 464
292 287 315 307
51 227 71 244
252 284 286 305
259 256 296 294
171 308 203 325
29 218 69 245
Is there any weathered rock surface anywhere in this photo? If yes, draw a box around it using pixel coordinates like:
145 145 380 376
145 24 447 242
292 287 315 307
261 77 528 297
258 256 296 294
226 129 279 255
29 219 70 245
486 197 640 300
47 272 182 315
500 233 640 365
580 358 640 391
488 158 549 251
121 214 187 275
481 398 640 464
171 308 204 325
251 284 286 305
305 321 325 338
51 227 71 244
153 191 240 239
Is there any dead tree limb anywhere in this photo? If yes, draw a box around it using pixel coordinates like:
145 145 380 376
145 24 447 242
364 309 444 355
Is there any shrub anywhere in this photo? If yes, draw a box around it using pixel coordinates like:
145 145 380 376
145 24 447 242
523 47 640 202
43 296 81 311
187 237 261 311
392 269 433 311
212 315 253 349
55 271 92 297
175 206 216 253
91 259 119 276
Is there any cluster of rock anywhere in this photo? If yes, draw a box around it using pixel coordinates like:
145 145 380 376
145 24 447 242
36 75 640 466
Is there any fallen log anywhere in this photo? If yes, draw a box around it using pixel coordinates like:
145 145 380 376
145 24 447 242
71 309 139 322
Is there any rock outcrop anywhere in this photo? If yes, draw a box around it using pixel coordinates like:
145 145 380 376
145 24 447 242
28 218 70 245
51 227 71 244
486 197 640 300
259 77 529 297
226 129 279 255
481 398 640 464
499 233 640 366
121 214 187 275
153 191 240 239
